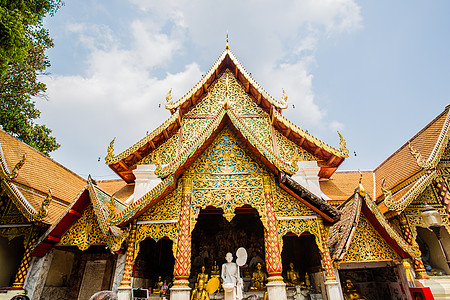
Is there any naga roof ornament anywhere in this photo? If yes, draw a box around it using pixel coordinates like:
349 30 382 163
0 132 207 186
165 88 173 109
1 153 26 181
408 142 434 170
32 189 52 221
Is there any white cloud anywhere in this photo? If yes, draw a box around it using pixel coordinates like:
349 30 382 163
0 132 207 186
37 0 362 178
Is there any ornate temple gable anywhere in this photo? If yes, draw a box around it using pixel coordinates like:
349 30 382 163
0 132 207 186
31 181 129 257
185 127 269 223
137 70 320 171
57 204 107 251
329 187 420 264
343 214 400 263
106 48 347 183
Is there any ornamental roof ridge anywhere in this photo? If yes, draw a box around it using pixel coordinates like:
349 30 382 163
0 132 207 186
105 110 180 165
272 109 348 158
165 47 288 111
361 188 421 258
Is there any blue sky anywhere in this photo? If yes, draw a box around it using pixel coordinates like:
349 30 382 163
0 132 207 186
37 0 450 180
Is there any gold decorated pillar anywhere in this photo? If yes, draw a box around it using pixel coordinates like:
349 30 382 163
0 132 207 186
263 176 287 300
263 176 283 278
12 227 38 289
398 213 429 279
317 219 336 281
170 177 192 300
173 177 192 286
120 220 137 287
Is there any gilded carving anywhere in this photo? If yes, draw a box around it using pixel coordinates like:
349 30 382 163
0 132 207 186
343 215 400 263
277 219 323 253
186 128 268 224
186 70 265 117
140 187 182 221
58 205 107 251
273 130 316 163
134 223 178 259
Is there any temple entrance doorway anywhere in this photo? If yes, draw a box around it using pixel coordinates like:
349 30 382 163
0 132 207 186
190 205 265 292
281 233 324 297
338 264 408 300
133 238 175 291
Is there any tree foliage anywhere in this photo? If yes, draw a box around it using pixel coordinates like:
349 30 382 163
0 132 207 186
0 1 62 155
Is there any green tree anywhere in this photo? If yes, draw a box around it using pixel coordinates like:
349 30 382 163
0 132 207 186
0 1 62 155
0 0 62 74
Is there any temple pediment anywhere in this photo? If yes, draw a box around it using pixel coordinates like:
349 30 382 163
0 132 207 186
105 48 348 183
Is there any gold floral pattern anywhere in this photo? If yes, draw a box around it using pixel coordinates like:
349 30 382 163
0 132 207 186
58 205 107 251
343 215 400 263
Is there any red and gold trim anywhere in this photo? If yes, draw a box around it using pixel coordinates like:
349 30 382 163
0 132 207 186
318 219 335 281
173 177 192 286
263 176 283 278
120 220 137 287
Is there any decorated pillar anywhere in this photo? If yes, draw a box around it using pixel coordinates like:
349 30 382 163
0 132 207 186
262 176 287 300
317 219 335 281
318 219 344 300
12 227 38 289
118 220 137 300
170 177 192 300
398 213 429 279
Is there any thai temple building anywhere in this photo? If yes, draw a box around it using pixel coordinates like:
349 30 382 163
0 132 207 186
1 42 450 300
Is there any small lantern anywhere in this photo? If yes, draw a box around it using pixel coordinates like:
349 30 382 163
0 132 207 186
422 202 443 229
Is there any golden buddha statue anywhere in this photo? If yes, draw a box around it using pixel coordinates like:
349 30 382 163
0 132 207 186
211 261 220 277
286 262 301 287
153 276 164 293
250 262 267 290
197 265 209 286
343 279 367 300
191 279 210 300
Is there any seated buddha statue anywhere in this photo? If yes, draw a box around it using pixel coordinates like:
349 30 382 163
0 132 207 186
153 276 164 294
286 262 301 287
250 262 267 290
342 279 367 300
197 265 209 286
191 279 210 300
211 261 220 277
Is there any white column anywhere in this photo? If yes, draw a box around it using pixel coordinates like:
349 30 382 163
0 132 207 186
132 164 160 203
292 161 330 200
23 249 55 300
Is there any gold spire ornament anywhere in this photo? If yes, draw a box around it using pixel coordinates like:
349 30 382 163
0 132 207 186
226 31 229 49
358 170 366 197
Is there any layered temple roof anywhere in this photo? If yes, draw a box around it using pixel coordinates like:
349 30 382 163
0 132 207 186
105 47 349 183
328 185 420 263
32 177 128 256
0 129 86 224
375 105 450 213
